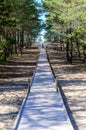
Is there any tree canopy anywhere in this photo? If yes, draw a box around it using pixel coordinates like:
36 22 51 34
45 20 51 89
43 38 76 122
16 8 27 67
43 0 86 63
0 0 42 61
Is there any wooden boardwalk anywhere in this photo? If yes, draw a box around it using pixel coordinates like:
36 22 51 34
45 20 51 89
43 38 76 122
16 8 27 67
13 49 74 130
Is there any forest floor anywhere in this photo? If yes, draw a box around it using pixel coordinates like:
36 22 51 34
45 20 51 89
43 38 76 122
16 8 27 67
45 42 86 130
0 44 39 130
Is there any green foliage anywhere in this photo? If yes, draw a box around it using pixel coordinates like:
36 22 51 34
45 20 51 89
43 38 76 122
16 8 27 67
0 0 41 38
0 39 8 49
43 0 86 43
0 0 42 62
43 0 86 62
0 36 17 61
0 39 9 61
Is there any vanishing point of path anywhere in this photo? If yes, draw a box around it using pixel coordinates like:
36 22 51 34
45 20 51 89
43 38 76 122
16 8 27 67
12 49 74 130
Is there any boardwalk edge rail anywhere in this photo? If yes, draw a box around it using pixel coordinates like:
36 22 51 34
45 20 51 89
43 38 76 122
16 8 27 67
58 87 74 130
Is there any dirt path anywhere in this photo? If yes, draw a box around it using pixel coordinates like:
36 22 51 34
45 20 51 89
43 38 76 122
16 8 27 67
0 46 39 130
46 43 86 130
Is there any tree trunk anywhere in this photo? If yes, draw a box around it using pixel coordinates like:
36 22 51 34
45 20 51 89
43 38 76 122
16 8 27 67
76 39 81 58
20 25 24 54
83 45 86 61
66 39 70 62
70 38 73 64
28 34 32 48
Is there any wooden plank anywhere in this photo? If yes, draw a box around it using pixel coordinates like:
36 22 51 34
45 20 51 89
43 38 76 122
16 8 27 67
12 49 74 130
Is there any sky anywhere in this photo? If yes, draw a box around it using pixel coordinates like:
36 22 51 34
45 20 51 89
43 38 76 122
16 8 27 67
35 0 46 42
35 0 42 4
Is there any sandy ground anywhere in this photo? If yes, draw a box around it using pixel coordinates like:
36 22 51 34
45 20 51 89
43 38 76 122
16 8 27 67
46 43 86 130
0 45 39 130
